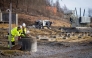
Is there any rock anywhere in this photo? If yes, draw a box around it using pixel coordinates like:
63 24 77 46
89 42 92 44
0 53 5 56
62 37 66 39
78 36 81 38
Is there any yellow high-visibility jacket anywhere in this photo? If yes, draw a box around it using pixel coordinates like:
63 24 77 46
19 28 26 36
8 27 21 42
11 27 21 36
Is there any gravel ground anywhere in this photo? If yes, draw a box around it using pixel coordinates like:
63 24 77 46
11 41 92 58
0 28 92 58
0 35 92 58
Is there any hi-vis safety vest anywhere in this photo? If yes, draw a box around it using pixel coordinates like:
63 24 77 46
19 28 26 36
8 27 21 42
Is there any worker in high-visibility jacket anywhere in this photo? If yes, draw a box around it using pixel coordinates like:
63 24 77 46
8 26 21 48
19 23 27 37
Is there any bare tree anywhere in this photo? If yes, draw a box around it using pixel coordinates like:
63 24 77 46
0 0 60 16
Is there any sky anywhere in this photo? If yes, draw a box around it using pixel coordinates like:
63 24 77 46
52 0 92 16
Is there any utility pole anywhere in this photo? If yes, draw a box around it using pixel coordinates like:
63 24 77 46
75 7 77 16
7 3 12 49
80 8 81 17
83 9 85 16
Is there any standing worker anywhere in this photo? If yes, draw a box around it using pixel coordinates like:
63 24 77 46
8 26 21 48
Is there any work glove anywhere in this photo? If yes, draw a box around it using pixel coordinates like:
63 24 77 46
20 34 26 37
18 36 21 40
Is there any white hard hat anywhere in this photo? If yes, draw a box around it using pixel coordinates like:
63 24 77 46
22 23 26 27
19 25 22 28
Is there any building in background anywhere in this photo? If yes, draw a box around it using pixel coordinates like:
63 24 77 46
0 10 18 25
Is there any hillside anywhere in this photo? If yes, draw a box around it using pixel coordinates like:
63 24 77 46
0 0 70 27
18 14 70 27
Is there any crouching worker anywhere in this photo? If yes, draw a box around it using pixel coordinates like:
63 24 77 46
8 26 21 48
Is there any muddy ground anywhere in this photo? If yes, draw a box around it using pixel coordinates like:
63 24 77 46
0 27 92 58
0 39 92 58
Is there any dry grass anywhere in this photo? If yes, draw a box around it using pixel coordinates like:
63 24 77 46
18 14 71 27
29 29 61 36
0 24 16 28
